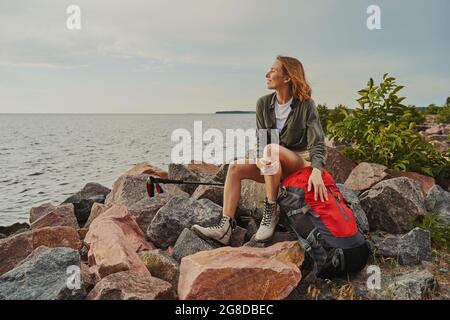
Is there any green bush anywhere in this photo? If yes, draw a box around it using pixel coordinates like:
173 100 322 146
436 105 450 123
415 213 450 250
328 74 450 182
317 103 350 135
317 103 329 134
425 104 441 115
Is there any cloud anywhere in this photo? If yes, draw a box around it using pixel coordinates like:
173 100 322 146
0 0 448 112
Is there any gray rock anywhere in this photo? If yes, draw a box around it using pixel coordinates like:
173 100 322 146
63 182 110 226
336 183 370 233
370 228 432 265
359 177 426 233
239 179 266 221
147 197 223 249
0 246 86 300
129 190 189 234
105 174 148 206
0 223 30 237
168 164 203 195
344 162 389 191
229 226 248 247
425 185 450 224
138 249 180 294
388 270 436 300
172 228 219 263
0 234 6 240
324 147 357 184
192 185 224 206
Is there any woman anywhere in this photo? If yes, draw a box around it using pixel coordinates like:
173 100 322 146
192 55 327 244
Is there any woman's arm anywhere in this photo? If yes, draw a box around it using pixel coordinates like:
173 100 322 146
305 99 327 171
305 99 328 201
256 98 267 158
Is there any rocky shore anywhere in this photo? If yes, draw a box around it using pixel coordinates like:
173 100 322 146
0 148 449 300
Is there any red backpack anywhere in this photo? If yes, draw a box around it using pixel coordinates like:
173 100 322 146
278 167 367 277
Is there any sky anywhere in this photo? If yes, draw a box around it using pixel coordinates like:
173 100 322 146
0 0 449 113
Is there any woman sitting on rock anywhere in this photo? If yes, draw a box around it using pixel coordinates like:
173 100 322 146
192 55 327 245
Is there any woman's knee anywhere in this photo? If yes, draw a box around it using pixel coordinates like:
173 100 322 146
263 143 281 158
227 160 244 178
227 160 259 180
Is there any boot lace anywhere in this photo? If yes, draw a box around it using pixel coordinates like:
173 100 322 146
211 216 229 229
261 200 277 227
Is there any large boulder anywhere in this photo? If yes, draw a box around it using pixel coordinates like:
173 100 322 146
425 185 450 224
389 171 435 196
30 203 78 230
128 190 189 234
123 162 168 179
238 180 266 221
344 162 389 191
63 182 111 226
0 246 86 300
388 270 436 300
370 228 432 265
86 270 173 300
147 197 223 249
138 249 180 293
178 241 304 300
0 226 81 276
336 183 370 233
172 228 219 263
29 203 56 223
0 223 30 237
168 164 203 195
105 175 148 207
186 161 221 176
324 147 357 184
359 177 426 233
84 203 109 229
84 205 152 279
192 185 224 206
105 174 186 207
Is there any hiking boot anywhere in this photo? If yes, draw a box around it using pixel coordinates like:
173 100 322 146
255 198 279 242
191 215 233 245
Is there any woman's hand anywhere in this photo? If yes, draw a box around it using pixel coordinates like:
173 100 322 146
308 168 328 202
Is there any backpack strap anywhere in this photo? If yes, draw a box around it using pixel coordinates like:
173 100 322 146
286 204 311 218
284 212 329 276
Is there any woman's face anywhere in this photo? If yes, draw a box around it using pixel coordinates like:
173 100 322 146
265 60 289 90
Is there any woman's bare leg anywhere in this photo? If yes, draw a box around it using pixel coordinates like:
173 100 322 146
258 144 309 201
222 159 264 219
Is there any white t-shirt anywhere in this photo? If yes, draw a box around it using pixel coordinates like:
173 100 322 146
275 96 293 132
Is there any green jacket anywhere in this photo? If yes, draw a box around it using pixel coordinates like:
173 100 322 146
256 92 327 171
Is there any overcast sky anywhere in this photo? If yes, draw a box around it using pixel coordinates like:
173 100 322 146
0 0 449 113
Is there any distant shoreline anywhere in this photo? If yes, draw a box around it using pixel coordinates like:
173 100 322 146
215 111 256 114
